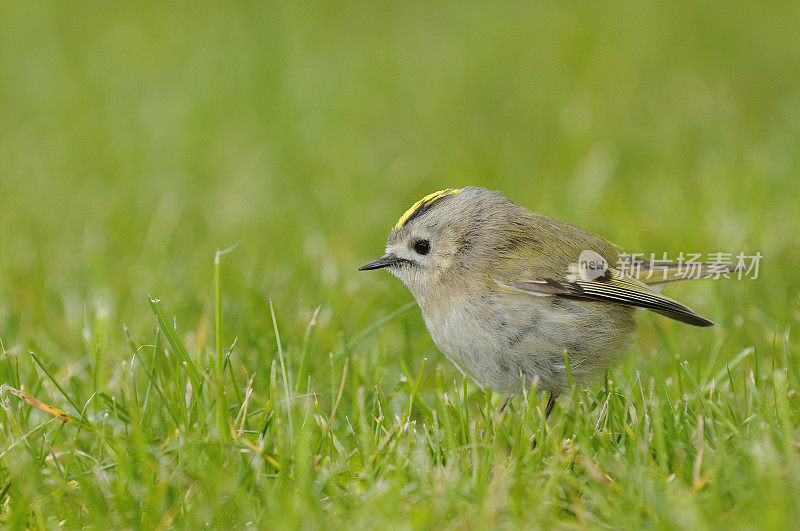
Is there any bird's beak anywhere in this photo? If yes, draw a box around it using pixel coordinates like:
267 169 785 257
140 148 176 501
358 254 402 271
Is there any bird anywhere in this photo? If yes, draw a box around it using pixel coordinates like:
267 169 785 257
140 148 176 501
359 187 729 416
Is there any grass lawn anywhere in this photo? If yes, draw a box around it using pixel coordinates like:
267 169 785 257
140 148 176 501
1 1 799 528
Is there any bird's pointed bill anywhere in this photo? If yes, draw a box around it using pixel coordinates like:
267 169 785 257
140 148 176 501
358 254 403 271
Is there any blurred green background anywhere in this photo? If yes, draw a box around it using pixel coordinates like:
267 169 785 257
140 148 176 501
3 2 800 527
1 0 798 386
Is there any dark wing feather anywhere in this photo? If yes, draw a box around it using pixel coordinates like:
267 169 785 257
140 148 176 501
512 274 714 327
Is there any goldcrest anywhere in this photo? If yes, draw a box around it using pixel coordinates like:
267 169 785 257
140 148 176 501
359 187 726 409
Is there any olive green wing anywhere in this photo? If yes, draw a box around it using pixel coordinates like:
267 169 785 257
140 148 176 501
508 270 714 327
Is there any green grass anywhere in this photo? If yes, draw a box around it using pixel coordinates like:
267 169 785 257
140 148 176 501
1 1 799 528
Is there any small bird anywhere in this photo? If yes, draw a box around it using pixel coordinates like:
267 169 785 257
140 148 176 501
359 187 728 416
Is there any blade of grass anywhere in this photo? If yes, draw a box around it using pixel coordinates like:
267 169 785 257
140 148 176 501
340 300 416 354
148 297 203 398
214 249 229 439
1 385 96 431
269 297 293 440
27 349 80 413
401 357 427 427
295 306 321 392
315 358 349 460
703 347 753 393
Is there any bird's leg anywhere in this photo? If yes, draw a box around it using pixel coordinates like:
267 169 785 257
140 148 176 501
530 393 560 450
545 393 558 419
497 394 512 415
481 395 513 438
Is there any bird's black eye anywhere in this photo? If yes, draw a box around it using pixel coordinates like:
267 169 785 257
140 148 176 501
413 240 430 255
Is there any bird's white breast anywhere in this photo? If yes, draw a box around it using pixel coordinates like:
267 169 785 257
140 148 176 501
419 291 636 394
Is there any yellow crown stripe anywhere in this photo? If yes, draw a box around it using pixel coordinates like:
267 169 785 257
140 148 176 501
394 188 461 229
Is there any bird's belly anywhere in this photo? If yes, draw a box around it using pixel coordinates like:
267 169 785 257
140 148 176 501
421 293 636 394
